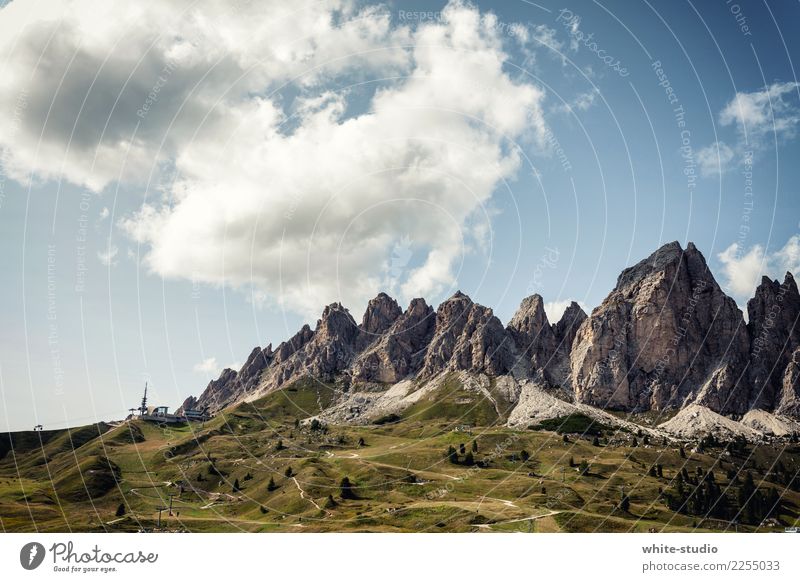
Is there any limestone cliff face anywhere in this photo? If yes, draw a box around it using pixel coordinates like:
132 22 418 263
553 301 587 354
419 292 513 378
747 273 800 411
569 241 750 414
778 348 800 416
505 295 586 387
352 297 435 383
548 301 587 387
506 294 556 371
193 296 422 410
176 395 197 415
183 242 799 421
189 345 273 412
270 303 360 387
192 367 240 412
273 326 314 364
357 292 403 349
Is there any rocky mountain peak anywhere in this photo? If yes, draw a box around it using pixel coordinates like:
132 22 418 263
553 301 587 349
784 271 798 293
194 367 238 411
436 290 474 317
508 294 549 330
317 302 358 336
239 346 273 382
614 240 708 293
359 292 402 338
419 293 511 378
274 324 314 363
748 270 800 411
506 294 556 371
351 298 436 383
407 297 432 317
571 241 750 413
181 242 799 422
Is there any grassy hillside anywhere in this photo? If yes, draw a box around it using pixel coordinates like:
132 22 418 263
1 378 799 533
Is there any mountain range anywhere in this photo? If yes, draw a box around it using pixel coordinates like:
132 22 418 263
181 241 800 437
3 240 800 533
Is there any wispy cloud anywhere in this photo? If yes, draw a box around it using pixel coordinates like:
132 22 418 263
97 243 118 267
717 234 800 299
193 357 219 375
697 82 799 179
553 88 598 115
696 141 735 177
720 81 800 139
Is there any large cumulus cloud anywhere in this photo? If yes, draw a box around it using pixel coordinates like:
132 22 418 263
0 0 548 315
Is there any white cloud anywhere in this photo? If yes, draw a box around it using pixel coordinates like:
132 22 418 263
719 82 800 139
517 23 563 69
698 82 799 178
544 299 588 322
0 0 413 192
0 1 551 318
529 24 563 51
193 357 219 375
97 243 119 267
717 235 800 299
696 141 735 177
554 88 598 115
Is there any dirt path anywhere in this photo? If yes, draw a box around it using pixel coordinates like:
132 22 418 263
497 509 561 524
292 477 326 513
105 517 126 525
170 515 278 526
335 451 463 483
478 495 518 509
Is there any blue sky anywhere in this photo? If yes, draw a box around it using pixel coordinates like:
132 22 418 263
0 0 798 431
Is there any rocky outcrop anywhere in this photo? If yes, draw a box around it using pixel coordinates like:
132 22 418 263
190 345 274 412
352 298 435 383
176 395 197 415
777 348 800 416
238 346 274 391
270 303 360 386
548 301 587 386
748 273 800 410
357 292 402 347
193 367 239 411
182 241 799 423
553 301 587 354
504 295 585 387
506 294 556 371
274 325 314 363
419 292 513 378
570 241 750 414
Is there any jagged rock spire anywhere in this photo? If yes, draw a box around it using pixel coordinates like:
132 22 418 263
181 243 800 422
570 241 750 413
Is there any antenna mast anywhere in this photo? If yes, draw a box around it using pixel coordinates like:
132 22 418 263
139 382 148 416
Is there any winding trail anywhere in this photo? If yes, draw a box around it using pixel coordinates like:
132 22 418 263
498 509 561 524
292 477 326 513
479 495 518 509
